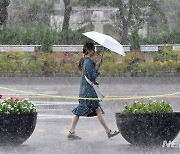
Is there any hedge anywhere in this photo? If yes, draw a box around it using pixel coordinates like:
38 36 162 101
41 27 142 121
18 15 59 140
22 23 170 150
0 49 179 77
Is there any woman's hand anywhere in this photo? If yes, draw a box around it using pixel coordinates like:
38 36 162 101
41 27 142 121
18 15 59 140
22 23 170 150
96 55 103 70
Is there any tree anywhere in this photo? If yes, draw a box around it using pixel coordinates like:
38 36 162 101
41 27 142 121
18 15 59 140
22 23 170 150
109 0 167 44
76 0 166 44
25 0 54 26
8 0 54 27
159 0 180 28
130 26 140 51
0 0 10 26
62 0 72 31
41 29 53 53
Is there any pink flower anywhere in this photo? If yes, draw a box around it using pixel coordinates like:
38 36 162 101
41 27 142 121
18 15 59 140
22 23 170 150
10 97 13 101
0 94 2 98
15 98 19 101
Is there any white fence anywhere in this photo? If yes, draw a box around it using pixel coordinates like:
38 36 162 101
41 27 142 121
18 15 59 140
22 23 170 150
0 44 180 53
0 45 40 52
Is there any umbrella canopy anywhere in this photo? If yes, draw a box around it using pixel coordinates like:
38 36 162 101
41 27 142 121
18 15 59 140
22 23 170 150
83 31 125 56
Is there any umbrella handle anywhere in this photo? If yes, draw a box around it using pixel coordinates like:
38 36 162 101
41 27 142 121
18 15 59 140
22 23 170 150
101 52 104 63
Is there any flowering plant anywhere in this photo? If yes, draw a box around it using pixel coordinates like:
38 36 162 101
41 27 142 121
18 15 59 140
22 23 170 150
122 99 173 114
0 94 36 114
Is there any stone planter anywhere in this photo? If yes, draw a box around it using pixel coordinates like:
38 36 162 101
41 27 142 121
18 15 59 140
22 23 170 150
115 112 180 145
0 112 37 146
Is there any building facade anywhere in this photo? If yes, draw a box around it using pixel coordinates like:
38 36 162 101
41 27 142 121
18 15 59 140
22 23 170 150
48 0 118 34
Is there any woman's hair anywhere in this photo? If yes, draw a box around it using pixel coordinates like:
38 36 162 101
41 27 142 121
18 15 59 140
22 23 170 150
78 42 95 72
78 57 84 72
83 42 95 55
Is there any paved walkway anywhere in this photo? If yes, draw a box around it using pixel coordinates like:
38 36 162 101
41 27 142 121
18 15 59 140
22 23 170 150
0 99 179 154
0 77 180 154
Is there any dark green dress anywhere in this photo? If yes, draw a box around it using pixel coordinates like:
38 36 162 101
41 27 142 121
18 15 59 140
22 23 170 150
72 57 104 117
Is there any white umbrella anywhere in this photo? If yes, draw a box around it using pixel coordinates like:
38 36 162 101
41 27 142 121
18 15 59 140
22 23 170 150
83 31 125 56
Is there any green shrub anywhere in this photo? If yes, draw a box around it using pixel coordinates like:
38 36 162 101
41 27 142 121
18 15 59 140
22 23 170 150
100 62 120 76
0 51 179 77
142 27 180 44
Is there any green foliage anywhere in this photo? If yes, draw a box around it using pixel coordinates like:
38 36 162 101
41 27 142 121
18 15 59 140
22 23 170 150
100 62 120 76
121 52 144 76
150 47 180 62
143 27 180 44
120 51 180 76
99 52 122 76
0 24 47 45
63 63 76 75
122 100 173 114
130 26 140 51
41 54 58 75
53 29 89 45
102 52 122 62
0 26 91 45
0 49 179 77
3 0 179 45
122 52 141 64
27 0 54 25
9 0 54 27
75 0 107 7
0 95 36 114
98 0 165 44
0 24 179 45
41 29 53 53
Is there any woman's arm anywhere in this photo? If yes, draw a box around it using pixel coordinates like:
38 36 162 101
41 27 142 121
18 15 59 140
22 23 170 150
84 60 98 83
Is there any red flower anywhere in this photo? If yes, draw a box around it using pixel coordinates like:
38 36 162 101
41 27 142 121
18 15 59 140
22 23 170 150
0 94 2 98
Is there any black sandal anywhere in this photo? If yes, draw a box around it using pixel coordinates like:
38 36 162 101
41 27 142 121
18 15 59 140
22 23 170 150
68 131 82 140
107 130 120 138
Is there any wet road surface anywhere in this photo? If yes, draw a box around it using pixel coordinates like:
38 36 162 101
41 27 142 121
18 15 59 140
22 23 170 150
0 77 180 154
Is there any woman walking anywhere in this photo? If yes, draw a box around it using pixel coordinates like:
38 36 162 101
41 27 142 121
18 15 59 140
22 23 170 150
68 42 119 140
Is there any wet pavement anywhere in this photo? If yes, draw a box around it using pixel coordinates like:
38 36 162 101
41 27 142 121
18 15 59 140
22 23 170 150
0 77 180 154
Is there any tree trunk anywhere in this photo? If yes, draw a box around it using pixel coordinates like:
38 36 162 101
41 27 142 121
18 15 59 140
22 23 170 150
121 20 129 45
62 0 72 31
0 0 10 26
120 0 133 44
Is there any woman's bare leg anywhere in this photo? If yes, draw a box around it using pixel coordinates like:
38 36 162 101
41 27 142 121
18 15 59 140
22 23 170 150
96 108 110 133
96 108 120 138
69 115 79 133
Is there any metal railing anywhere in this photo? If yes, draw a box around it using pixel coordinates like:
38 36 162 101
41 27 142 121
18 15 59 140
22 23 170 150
0 44 180 53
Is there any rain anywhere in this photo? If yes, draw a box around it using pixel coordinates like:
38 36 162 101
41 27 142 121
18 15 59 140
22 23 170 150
0 0 180 154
